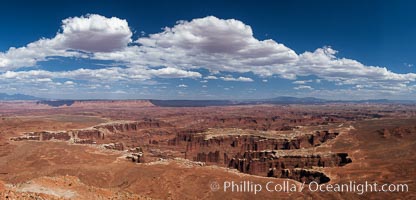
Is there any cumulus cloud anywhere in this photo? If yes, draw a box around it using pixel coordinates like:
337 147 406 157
1 14 416 97
113 90 127 94
293 80 312 84
36 78 53 83
220 76 254 82
288 47 416 91
0 14 203 86
0 40 79 70
147 67 201 78
0 66 201 83
294 85 313 90
64 81 75 85
59 14 132 52
0 14 132 70
294 47 416 82
204 75 218 80
133 16 298 74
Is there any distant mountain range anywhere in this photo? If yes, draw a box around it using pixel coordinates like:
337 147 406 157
148 97 327 107
1 93 415 106
149 96 416 107
252 96 416 104
0 93 42 100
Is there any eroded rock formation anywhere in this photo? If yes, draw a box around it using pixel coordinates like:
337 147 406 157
10 117 352 184
377 126 416 138
126 147 144 163
228 151 351 183
169 130 339 163
103 143 125 151
186 116 342 131
169 129 351 184
11 119 172 144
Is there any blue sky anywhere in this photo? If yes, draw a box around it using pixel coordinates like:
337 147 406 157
0 0 416 100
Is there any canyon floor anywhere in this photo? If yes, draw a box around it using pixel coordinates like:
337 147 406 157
0 101 415 199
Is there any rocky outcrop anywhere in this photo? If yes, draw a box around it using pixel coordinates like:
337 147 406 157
126 147 144 163
170 130 339 164
39 131 71 141
228 151 351 183
71 129 104 141
169 129 350 184
73 138 96 144
11 119 172 143
9 133 40 141
10 131 70 141
186 116 343 131
103 143 124 151
289 169 331 184
377 126 416 138
94 119 172 133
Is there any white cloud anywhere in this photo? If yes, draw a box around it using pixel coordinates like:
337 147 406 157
129 17 416 90
178 84 188 88
204 75 218 80
220 76 254 82
294 85 313 90
113 90 127 94
0 66 201 85
59 14 132 52
1 15 416 97
64 81 75 85
36 78 52 83
0 14 132 71
296 47 416 82
293 80 312 84
147 67 201 78
132 16 298 75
